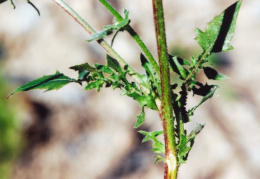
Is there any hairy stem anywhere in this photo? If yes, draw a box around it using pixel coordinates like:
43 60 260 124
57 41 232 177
185 46 212 88
98 0 160 76
152 0 178 178
52 0 150 94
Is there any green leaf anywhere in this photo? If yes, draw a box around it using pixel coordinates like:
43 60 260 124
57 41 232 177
189 84 218 116
106 55 123 73
139 130 165 154
203 67 229 80
141 53 155 79
177 134 192 164
8 71 73 98
127 92 157 110
87 9 130 42
135 73 151 94
114 9 130 29
134 107 145 128
195 1 242 53
70 63 97 72
85 80 104 92
94 64 114 74
87 28 113 42
169 56 188 79
153 155 165 164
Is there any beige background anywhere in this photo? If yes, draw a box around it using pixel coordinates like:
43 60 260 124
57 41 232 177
0 0 259 178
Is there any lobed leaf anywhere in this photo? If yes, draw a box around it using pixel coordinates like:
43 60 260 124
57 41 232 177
177 134 192 164
153 155 165 164
195 1 242 53
127 92 157 110
139 130 165 154
85 80 104 92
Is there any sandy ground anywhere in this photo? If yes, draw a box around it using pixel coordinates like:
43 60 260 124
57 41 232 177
0 0 260 178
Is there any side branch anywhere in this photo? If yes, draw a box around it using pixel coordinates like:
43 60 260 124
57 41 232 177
52 0 149 94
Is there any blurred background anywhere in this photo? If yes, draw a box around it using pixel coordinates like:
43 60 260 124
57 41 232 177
0 0 259 178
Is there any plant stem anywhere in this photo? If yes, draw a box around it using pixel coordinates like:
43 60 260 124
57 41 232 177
152 0 178 178
98 0 160 76
185 47 211 88
52 0 150 94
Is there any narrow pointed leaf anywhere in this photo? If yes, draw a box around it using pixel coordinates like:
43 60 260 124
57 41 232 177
169 56 188 79
141 53 155 78
94 64 114 74
8 71 73 98
87 28 113 42
195 1 242 53
106 55 123 73
70 63 97 72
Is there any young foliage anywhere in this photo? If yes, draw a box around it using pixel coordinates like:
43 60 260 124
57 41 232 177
139 130 165 164
88 9 130 42
195 1 242 54
5 0 242 178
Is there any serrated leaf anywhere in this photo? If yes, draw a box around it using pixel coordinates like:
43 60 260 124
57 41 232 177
195 1 242 53
7 71 73 98
203 67 229 80
85 80 104 92
139 130 165 154
134 107 145 128
78 70 90 80
127 92 157 110
178 84 189 123
106 55 123 73
139 130 163 143
94 64 114 75
177 134 192 164
70 63 96 72
153 155 165 164
192 83 217 97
